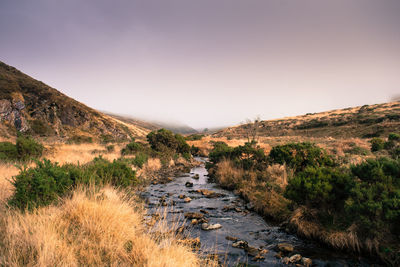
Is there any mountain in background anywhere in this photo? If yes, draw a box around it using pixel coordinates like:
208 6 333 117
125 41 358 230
0 61 151 140
214 101 400 139
104 112 198 135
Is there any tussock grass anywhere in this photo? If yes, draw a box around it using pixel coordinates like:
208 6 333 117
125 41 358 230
45 142 125 164
0 186 205 267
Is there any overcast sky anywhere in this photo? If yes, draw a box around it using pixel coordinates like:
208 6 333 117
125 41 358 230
1 0 399 129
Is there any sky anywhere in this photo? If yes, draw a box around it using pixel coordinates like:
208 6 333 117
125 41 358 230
1 0 399 129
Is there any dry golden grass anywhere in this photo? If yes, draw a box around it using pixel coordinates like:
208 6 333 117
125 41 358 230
44 142 125 165
214 160 291 221
289 207 367 252
0 163 19 208
0 186 208 267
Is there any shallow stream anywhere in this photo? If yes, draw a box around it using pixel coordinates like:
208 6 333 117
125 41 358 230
141 158 377 266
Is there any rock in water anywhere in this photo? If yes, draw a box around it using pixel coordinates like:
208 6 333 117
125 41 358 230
201 223 222 231
185 181 193 187
232 240 248 249
277 243 294 253
302 257 312 267
184 212 204 219
193 174 200 179
289 254 302 263
184 197 192 203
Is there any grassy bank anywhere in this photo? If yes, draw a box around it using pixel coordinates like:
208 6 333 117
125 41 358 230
0 186 205 266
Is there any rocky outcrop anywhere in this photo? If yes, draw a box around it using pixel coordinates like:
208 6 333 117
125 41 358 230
0 96 29 132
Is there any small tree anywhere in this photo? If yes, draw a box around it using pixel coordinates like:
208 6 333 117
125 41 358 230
242 116 261 144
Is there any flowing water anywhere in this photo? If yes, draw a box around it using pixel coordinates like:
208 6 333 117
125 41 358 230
141 158 378 266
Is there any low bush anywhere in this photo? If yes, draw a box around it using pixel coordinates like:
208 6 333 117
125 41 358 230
146 129 191 161
121 140 145 155
9 160 74 210
269 142 334 173
16 135 44 161
0 135 43 162
370 137 385 152
66 135 93 144
185 134 204 141
285 167 354 214
0 141 18 161
347 158 400 237
106 144 114 152
9 157 137 210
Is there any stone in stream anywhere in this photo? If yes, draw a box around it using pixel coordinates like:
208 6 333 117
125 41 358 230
252 254 265 261
232 240 248 249
192 174 200 179
197 189 225 198
184 212 204 219
289 254 302 263
301 257 312 267
277 243 294 253
185 181 193 187
282 257 290 265
178 194 186 199
201 223 222 231
184 197 192 203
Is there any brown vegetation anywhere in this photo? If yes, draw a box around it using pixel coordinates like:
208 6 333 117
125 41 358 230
0 186 207 266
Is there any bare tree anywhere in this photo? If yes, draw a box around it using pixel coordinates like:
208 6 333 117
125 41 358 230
242 116 261 144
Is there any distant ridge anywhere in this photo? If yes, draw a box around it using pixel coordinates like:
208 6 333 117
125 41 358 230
214 101 400 139
0 61 151 140
105 112 198 135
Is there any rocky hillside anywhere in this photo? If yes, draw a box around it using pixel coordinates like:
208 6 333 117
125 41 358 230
214 101 400 139
0 61 150 140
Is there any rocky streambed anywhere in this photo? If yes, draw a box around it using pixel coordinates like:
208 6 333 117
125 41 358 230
141 158 377 266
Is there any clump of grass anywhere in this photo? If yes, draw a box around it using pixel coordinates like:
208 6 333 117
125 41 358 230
1 186 203 266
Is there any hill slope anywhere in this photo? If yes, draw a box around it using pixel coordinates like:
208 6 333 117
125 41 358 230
214 102 400 139
0 61 150 140
105 112 198 135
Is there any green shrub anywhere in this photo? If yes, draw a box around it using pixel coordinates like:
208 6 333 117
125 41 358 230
208 141 233 165
0 141 18 161
131 153 149 168
106 145 115 152
121 140 144 155
370 137 385 152
9 157 137 210
146 129 191 159
16 135 43 161
346 158 400 237
9 160 74 210
147 129 178 152
285 166 354 212
175 133 190 155
388 133 400 141
185 134 204 141
269 142 334 173
190 145 200 156
83 157 137 187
